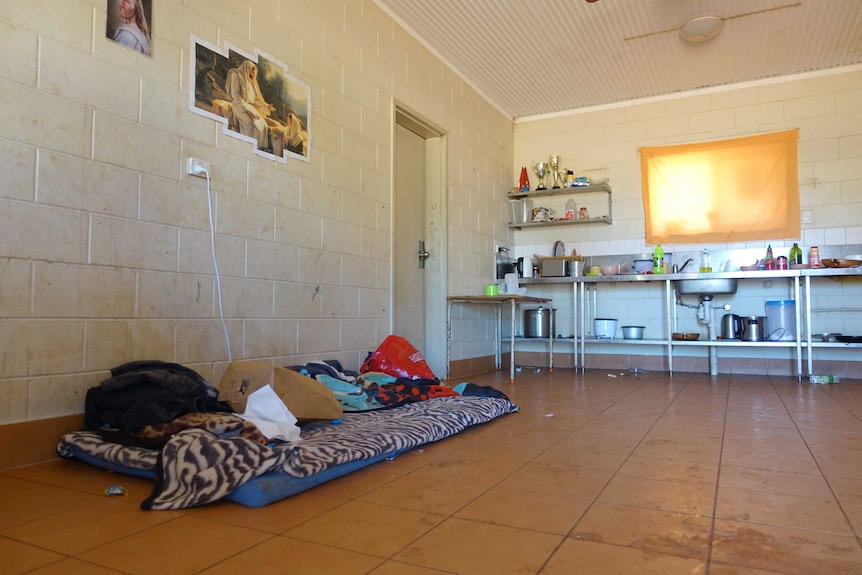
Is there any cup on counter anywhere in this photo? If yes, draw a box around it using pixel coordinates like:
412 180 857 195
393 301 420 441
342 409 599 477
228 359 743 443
485 284 499 296
589 265 601 275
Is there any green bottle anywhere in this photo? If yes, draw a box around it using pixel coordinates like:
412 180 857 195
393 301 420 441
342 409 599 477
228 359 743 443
652 244 664 274
789 242 803 265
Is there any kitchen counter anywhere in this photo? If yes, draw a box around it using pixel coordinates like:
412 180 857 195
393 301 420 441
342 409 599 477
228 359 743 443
521 266 862 284
517 266 861 378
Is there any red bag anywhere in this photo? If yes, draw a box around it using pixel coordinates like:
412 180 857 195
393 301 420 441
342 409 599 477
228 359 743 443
360 335 437 380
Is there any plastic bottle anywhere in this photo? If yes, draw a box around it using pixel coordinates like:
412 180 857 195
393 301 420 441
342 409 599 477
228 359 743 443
652 244 665 274
565 198 576 220
519 167 530 192
809 246 822 268
764 245 775 270
699 248 712 273
789 242 803 265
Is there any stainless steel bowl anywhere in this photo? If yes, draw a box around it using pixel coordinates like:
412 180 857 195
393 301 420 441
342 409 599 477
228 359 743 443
621 325 645 340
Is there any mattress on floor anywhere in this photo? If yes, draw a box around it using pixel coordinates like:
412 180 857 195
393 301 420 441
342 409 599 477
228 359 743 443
58 395 518 509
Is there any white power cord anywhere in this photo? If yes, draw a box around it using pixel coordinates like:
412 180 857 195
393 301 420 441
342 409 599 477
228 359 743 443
203 169 232 362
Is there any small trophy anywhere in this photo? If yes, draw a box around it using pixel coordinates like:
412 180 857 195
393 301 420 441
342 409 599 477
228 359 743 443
532 161 548 190
548 155 563 188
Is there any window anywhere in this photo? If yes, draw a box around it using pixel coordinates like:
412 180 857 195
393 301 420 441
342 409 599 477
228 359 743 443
640 129 800 244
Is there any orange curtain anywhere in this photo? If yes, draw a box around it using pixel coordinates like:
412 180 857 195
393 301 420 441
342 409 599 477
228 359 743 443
640 129 800 244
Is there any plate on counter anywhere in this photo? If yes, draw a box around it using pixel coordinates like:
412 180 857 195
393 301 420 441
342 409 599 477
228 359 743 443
822 258 862 268
672 332 700 341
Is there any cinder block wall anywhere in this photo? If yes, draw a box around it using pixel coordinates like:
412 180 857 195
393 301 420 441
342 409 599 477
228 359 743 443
0 1 514 431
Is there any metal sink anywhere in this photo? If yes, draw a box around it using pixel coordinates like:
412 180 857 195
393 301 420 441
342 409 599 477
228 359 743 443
675 278 738 296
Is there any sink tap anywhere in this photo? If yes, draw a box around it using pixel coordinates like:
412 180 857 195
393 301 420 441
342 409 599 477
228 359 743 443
678 258 694 272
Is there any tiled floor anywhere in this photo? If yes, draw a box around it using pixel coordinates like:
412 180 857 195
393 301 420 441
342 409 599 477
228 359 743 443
3 369 862 574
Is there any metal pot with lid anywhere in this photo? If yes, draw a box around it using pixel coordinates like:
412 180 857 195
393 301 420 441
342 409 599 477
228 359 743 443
524 307 555 338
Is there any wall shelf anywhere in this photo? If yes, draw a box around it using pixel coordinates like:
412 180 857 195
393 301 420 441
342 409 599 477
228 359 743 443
508 183 612 229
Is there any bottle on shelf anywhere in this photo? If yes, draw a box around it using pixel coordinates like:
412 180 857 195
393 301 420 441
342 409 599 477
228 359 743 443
518 167 530 192
565 198 576 220
809 246 823 268
652 244 665 274
789 242 803 265
699 248 712 272
764 245 775 270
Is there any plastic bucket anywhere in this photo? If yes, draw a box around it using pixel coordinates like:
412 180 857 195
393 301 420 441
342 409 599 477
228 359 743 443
765 300 796 341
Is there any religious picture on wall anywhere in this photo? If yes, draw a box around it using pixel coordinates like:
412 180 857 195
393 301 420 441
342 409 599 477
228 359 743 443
189 37 312 163
106 0 153 57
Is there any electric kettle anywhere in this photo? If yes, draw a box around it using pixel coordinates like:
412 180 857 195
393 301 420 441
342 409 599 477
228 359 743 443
721 314 743 340
517 256 533 278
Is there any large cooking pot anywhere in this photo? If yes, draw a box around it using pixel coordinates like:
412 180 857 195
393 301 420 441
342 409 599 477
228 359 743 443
524 307 555 338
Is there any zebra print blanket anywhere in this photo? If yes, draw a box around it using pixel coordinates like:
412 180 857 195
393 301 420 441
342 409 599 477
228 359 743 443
58 395 518 510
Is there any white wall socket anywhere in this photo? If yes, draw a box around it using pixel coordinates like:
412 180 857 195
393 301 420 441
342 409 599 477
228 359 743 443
187 157 210 177
801 210 812 224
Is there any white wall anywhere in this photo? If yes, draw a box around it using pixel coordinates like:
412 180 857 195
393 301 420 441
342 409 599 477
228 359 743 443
0 0 514 424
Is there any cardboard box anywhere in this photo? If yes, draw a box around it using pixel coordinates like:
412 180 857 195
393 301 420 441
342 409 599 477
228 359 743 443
219 361 343 421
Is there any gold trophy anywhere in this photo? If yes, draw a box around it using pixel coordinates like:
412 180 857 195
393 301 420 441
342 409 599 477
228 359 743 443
548 155 564 188
532 161 548 190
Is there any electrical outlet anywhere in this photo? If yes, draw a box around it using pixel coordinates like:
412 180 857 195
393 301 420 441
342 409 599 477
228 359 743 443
801 210 812 224
186 157 210 178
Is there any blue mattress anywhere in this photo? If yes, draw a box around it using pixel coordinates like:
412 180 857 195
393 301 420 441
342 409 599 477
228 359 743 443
58 395 518 509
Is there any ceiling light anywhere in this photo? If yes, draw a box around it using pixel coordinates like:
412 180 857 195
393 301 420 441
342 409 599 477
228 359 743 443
679 15 724 42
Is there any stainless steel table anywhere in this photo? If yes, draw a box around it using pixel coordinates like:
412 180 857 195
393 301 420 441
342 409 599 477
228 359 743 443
446 295 553 384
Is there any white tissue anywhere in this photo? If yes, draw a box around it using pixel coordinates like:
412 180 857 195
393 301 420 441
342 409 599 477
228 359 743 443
237 384 302 443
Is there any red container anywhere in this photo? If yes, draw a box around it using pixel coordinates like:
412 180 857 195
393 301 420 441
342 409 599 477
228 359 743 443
776 255 788 270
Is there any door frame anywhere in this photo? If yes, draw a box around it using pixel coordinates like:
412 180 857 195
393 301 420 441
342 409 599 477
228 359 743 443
392 104 448 377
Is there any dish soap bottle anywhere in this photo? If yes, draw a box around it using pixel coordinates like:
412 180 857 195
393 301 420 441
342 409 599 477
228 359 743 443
764 245 775 270
789 242 803 265
652 244 665 274
699 248 712 273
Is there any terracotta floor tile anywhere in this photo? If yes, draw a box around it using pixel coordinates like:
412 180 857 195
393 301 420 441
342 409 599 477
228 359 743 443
3 459 154 498
283 500 444 557
497 460 612 500
394 517 563 575
0 495 182 554
455 486 591 534
598 474 717 515
541 538 705 575
718 465 833 498
711 518 862 573
823 475 862 534
0 536 66 575
191 489 347 534
77 515 271 575
617 454 719 483
716 487 853 534
196 535 383 575
570 502 712 559
22 558 128 575
368 561 455 574
0 484 105 531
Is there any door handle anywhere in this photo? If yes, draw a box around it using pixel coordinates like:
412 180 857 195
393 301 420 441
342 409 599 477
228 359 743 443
418 241 430 269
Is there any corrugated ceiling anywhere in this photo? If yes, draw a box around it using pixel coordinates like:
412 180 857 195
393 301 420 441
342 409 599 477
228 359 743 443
373 0 862 119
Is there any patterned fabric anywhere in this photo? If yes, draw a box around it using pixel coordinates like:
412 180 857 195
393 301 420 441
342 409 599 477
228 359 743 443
57 395 518 509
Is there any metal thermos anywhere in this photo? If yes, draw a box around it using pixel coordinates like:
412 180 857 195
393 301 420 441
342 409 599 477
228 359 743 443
721 314 743 340
741 316 767 342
